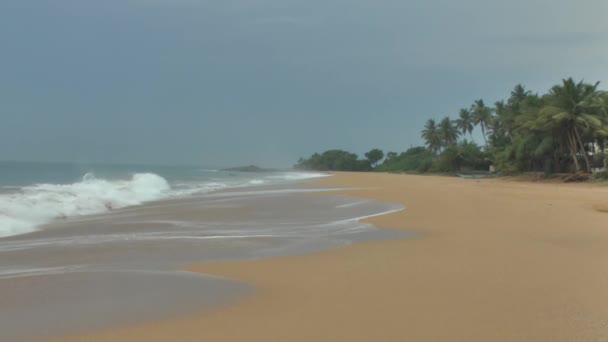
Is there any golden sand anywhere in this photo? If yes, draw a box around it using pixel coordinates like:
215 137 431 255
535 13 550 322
57 172 608 341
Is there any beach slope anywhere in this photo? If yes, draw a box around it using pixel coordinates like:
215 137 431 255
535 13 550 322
58 172 608 341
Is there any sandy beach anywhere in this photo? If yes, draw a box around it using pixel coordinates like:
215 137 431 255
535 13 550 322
57 172 608 341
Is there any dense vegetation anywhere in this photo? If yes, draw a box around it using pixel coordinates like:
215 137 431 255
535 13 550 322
295 78 608 175
295 149 377 172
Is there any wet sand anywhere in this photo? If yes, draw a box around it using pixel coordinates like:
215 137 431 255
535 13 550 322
1 183 404 340
57 172 608 341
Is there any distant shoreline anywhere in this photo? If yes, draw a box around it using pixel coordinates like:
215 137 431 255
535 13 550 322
220 165 279 172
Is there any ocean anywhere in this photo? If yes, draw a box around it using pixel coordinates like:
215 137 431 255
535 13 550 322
0 161 406 340
0 161 327 238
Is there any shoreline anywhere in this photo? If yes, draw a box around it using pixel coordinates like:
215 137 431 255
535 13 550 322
0 169 331 240
56 172 608 341
1 180 405 340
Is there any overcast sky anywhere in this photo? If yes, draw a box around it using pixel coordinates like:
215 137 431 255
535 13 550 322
1 0 607 167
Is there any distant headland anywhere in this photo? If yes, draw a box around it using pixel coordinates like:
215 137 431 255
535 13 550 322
221 165 279 173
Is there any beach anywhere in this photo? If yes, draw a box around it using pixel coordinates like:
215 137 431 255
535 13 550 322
53 172 608 341
0 170 404 340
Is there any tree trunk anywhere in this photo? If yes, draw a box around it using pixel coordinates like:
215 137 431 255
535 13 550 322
601 138 606 168
567 131 580 172
481 124 488 148
574 126 591 172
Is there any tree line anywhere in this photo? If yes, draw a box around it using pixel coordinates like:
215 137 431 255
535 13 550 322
295 149 384 172
295 78 608 175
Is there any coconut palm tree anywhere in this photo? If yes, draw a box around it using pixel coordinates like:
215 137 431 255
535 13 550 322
508 84 530 112
455 108 474 139
533 78 608 172
505 86 534 139
438 117 460 148
421 119 442 155
491 100 513 144
470 99 493 148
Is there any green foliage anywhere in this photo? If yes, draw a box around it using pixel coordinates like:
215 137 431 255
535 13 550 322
470 99 494 147
364 149 385 167
461 79 607 175
295 150 372 171
438 117 460 148
592 171 608 181
517 78 608 172
385 151 398 161
376 146 434 173
456 108 474 137
375 142 488 174
433 141 489 172
421 119 441 154
295 78 608 179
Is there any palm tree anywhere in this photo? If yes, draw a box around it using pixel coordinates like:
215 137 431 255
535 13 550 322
438 117 460 148
534 78 608 172
421 119 442 155
508 84 530 112
455 108 474 139
470 99 493 148
492 100 512 144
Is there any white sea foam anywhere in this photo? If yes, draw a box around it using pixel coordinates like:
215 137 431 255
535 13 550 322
268 172 330 181
169 182 228 196
0 173 171 238
0 171 331 238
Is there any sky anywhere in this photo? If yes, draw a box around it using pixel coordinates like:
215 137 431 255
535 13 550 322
1 0 608 167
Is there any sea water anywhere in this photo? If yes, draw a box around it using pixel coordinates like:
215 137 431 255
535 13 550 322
0 161 327 238
0 161 407 340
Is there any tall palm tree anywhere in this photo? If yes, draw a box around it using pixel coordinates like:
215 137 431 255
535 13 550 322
534 78 608 172
470 99 493 148
455 108 474 139
508 84 530 112
438 117 460 148
421 119 442 155
492 100 512 144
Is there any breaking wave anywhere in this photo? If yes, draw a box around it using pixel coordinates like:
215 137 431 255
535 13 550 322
0 171 329 238
0 173 170 238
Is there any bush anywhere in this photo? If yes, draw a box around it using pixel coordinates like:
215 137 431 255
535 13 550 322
295 150 372 171
375 146 434 173
431 141 489 172
592 171 608 181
